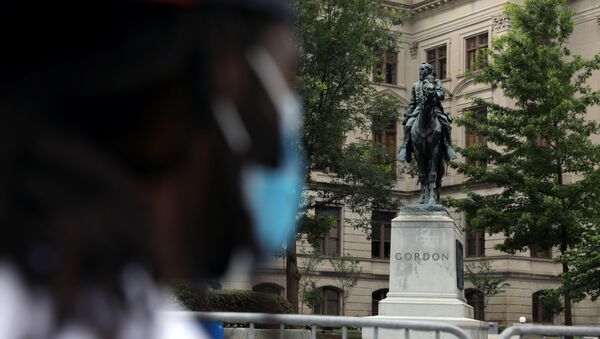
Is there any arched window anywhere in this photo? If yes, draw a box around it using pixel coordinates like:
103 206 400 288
372 289 389 316
465 289 485 321
253 283 284 297
532 290 554 323
314 287 342 316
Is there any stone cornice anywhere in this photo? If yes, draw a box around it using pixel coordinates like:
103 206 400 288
382 0 460 15
571 3 600 25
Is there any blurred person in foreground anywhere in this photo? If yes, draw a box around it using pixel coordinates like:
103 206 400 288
0 1 303 338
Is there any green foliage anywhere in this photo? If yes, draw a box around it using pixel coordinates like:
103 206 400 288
299 252 325 312
300 280 322 312
465 260 510 307
560 229 600 301
298 252 361 312
294 0 404 228
172 282 205 311
449 0 600 256
539 290 565 316
298 213 338 248
173 286 293 314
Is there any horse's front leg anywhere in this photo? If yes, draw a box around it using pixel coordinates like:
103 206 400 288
414 147 428 204
427 139 440 205
418 177 428 204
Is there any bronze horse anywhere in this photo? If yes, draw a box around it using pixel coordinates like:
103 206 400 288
410 80 445 204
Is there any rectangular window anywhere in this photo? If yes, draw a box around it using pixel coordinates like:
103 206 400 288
371 211 395 259
465 232 485 257
374 52 398 85
466 33 488 71
531 247 552 259
373 119 398 177
465 107 487 167
316 206 341 256
426 45 447 79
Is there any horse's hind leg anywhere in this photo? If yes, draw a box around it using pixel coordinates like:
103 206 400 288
436 152 445 202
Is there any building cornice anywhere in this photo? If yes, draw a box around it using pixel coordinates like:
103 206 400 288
382 0 459 15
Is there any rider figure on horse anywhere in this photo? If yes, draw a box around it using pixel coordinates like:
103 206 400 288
398 62 457 163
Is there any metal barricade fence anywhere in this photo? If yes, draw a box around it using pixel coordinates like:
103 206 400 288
188 311 471 339
499 325 600 339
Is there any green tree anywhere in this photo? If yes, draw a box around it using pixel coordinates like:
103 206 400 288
329 254 362 309
560 227 600 302
465 260 510 308
448 0 600 326
298 252 324 313
288 0 404 311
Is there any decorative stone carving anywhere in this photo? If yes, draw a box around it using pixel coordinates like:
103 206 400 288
409 42 418 59
492 14 511 32
413 0 451 14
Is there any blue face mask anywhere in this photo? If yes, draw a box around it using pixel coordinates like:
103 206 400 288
212 46 304 255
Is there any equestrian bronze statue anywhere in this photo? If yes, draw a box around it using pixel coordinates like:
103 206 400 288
398 63 456 204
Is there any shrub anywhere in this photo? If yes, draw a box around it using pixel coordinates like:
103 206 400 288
173 284 293 314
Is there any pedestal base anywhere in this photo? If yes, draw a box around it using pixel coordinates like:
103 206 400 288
362 316 489 339
378 293 474 318
362 206 488 339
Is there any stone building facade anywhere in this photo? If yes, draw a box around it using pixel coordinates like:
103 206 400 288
221 0 600 326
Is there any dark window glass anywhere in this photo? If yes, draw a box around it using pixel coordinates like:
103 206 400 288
316 287 342 315
316 207 341 256
372 211 396 259
426 45 447 79
371 289 389 316
385 52 397 85
531 247 552 259
374 52 398 85
466 33 488 71
465 232 485 257
532 290 554 323
465 289 485 320
373 119 397 178
371 223 381 258
465 107 487 167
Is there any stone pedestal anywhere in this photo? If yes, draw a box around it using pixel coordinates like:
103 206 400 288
362 205 489 339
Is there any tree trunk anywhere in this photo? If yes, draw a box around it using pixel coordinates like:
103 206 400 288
557 169 572 327
562 261 573 326
286 241 301 313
